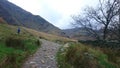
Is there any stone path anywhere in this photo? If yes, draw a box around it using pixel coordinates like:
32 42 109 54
22 39 62 68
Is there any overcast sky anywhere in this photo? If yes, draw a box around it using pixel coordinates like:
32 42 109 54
8 0 98 29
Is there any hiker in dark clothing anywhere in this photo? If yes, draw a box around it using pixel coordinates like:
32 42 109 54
17 27 21 34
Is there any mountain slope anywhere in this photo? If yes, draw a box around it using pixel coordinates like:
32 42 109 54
63 28 95 40
0 0 62 35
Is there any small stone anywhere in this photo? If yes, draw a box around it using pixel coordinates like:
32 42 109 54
49 55 54 60
41 60 45 64
30 64 37 68
60 48 64 52
29 62 38 68
61 53 66 55
45 54 48 56
84 52 89 55
43 49 47 51
64 43 69 48
45 55 49 58
29 61 36 64
52 48 55 50
46 66 51 68
52 48 54 50
58 65 61 67
44 56 47 58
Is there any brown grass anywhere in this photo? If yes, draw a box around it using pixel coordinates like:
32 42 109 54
0 17 7 24
100 48 120 66
22 27 77 43
65 44 99 68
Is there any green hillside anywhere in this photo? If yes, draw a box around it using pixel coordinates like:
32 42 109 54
0 23 41 68
57 42 120 68
0 21 76 68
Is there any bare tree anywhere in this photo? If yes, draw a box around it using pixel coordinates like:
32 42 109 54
72 0 119 40
72 15 101 40
109 0 120 41
117 0 120 41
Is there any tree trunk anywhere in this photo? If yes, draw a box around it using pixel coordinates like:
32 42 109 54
118 0 120 42
118 8 120 42
103 25 108 40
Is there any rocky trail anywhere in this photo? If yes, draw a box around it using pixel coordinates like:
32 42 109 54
22 39 62 68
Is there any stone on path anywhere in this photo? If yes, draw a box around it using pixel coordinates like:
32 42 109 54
41 60 45 64
22 39 62 68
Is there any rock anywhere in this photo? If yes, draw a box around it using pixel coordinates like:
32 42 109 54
30 64 37 68
84 52 89 56
41 60 45 64
52 48 55 50
45 53 49 56
49 55 54 60
60 48 64 52
43 49 47 51
58 65 61 67
61 52 66 55
46 66 51 68
64 43 69 48
29 62 38 68
52 48 56 50
29 61 36 64
44 55 47 58
44 55 49 58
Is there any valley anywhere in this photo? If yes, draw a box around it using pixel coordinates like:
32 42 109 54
0 0 120 68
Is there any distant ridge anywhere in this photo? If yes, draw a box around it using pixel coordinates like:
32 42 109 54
63 28 95 40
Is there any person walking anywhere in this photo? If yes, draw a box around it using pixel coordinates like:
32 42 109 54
17 27 21 34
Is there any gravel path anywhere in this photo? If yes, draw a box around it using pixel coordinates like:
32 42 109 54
22 39 62 68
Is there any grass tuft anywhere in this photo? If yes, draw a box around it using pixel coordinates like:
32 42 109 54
57 43 118 68
0 24 42 68
5 36 25 49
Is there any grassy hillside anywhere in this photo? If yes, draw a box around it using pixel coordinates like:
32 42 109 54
0 23 41 68
22 27 77 43
0 21 76 68
57 43 120 68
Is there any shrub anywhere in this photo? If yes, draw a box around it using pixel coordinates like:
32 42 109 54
65 44 99 68
79 40 120 49
0 37 41 68
35 39 41 46
101 48 120 66
55 40 65 44
5 37 25 49
57 43 117 68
